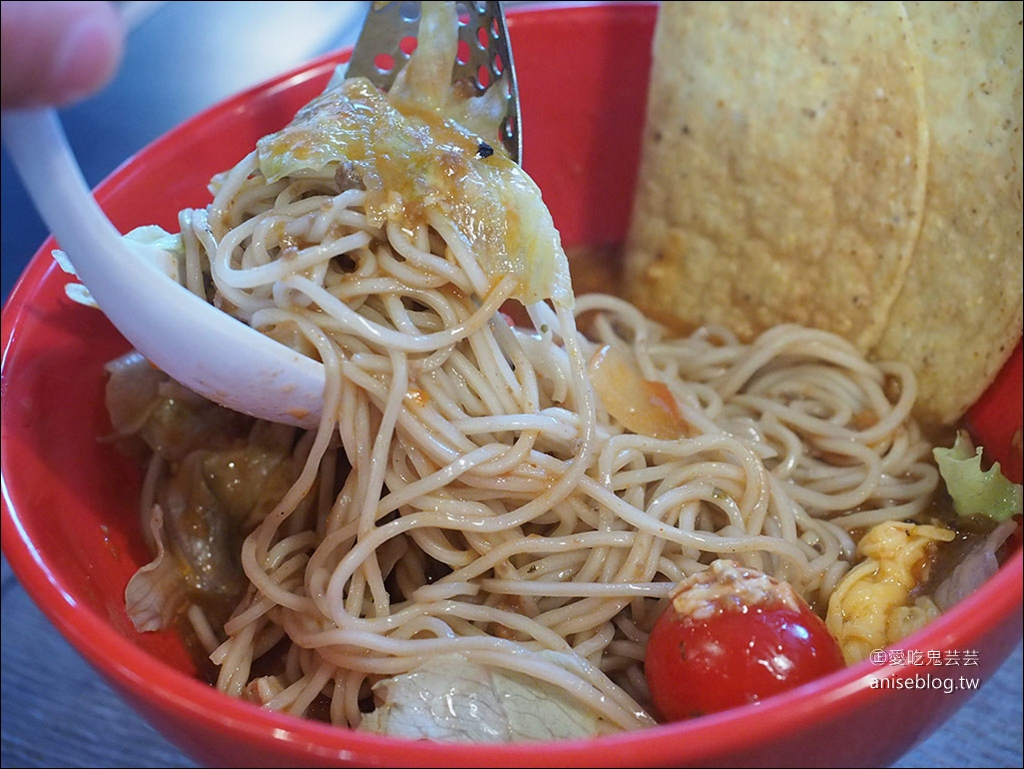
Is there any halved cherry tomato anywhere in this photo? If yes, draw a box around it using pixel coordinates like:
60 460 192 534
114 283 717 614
645 560 845 721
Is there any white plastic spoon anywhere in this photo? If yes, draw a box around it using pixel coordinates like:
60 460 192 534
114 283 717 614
2 3 519 431
1 107 327 428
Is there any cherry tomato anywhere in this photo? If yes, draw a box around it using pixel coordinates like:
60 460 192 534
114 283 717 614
645 560 845 721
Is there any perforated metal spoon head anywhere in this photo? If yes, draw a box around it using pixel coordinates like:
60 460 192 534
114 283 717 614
346 0 521 164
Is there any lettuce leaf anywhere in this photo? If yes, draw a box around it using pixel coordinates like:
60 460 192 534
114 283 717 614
933 431 1023 522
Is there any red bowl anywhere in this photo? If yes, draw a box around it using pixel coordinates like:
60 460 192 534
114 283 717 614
2 4 1021 767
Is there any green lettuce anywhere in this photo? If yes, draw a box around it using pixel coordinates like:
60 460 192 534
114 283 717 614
933 431 1023 522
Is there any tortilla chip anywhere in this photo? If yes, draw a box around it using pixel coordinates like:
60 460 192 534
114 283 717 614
871 1 1023 425
624 1 929 350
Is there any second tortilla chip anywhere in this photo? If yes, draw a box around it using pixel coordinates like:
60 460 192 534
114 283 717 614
871 1 1023 426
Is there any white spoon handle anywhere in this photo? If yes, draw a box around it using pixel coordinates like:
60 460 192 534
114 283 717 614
2 107 325 428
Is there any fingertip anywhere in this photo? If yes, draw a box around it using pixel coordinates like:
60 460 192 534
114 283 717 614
48 4 125 106
0 1 125 109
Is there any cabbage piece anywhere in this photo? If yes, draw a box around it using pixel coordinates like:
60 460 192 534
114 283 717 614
122 224 185 259
53 224 184 308
933 430 1023 522
125 504 185 632
357 653 600 742
255 3 571 308
104 350 174 436
933 519 1018 611
113 358 302 631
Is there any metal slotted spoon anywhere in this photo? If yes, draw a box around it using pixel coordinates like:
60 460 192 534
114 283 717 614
346 0 521 164
0 0 520 429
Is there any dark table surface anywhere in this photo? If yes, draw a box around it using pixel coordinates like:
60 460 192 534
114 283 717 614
2 2 1022 767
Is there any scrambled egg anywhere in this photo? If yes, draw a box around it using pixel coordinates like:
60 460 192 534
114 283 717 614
826 520 955 664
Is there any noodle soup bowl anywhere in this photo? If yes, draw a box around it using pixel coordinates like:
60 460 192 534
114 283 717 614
2 3 1021 767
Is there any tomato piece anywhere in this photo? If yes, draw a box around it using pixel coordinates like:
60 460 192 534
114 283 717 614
588 344 690 440
645 560 845 721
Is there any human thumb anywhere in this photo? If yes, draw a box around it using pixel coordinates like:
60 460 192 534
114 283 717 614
1 1 125 109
